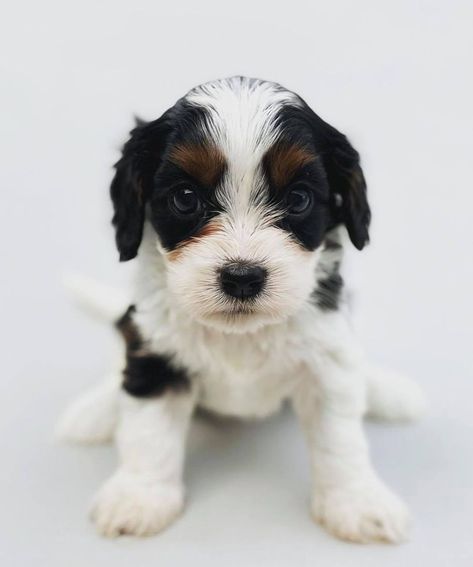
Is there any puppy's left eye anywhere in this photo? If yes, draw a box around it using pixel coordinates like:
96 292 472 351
286 187 313 215
169 187 201 216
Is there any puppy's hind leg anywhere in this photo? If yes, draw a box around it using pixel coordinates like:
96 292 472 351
365 366 427 423
55 374 120 445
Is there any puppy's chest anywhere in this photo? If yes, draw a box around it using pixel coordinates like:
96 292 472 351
152 318 303 418
200 333 300 418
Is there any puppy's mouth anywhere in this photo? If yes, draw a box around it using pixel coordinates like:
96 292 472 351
230 309 252 315
213 305 257 318
195 293 284 331
201 298 262 321
200 307 269 334
225 303 256 314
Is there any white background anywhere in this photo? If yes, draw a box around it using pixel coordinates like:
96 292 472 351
1 1 472 565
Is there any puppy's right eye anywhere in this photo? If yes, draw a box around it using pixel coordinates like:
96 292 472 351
169 187 201 216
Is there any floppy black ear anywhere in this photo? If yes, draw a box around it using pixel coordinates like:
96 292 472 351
322 129 371 250
111 115 171 261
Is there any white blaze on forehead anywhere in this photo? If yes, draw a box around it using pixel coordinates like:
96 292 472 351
186 77 300 213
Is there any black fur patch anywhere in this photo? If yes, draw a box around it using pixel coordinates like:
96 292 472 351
111 100 224 259
313 269 344 311
116 306 190 397
263 140 334 251
274 100 371 251
149 158 224 252
123 354 189 397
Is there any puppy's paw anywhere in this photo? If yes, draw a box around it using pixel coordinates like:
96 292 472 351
91 470 184 537
312 478 409 544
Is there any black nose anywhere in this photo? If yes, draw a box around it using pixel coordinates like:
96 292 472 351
220 263 267 300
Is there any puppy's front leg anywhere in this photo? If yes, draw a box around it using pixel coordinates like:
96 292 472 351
292 317 409 543
91 388 196 537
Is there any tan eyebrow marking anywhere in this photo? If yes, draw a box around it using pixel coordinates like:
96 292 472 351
264 142 317 189
166 219 223 262
169 143 227 187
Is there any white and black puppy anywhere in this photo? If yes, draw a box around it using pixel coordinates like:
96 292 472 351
58 77 425 543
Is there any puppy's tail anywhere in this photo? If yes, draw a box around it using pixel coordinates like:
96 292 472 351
62 273 129 323
57 273 127 445
365 366 427 423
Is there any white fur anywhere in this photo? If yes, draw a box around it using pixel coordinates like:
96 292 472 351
91 389 195 537
187 78 299 186
291 311 410 543
58 78 426 543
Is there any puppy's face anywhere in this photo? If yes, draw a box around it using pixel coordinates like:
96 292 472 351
111 77 370 333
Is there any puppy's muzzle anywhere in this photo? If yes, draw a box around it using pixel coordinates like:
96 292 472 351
220 262 266 300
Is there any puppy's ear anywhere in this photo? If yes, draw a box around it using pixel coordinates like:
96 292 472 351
111 115 171 261
321 126 371 250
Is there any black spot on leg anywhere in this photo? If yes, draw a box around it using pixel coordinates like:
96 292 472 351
115 305 190 397
123 354 189 397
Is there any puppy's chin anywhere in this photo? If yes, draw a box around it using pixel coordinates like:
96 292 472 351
195 310 286 334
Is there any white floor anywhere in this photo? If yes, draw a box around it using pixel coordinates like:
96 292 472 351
1 1 472 565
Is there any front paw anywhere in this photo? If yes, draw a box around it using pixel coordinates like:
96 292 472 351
312 478 409 544
91 470 184 537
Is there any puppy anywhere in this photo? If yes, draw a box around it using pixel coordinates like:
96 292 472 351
58 77 425 543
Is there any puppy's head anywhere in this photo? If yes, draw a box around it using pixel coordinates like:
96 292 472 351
111 77 370 333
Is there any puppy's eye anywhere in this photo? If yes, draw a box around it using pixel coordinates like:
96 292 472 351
286 187 313 215
169 187 201 216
